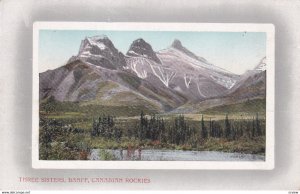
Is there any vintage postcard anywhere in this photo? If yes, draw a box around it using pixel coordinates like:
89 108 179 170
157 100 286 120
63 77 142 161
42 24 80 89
32 22 274 169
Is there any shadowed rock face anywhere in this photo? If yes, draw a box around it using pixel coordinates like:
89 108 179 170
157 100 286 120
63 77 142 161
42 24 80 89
126 38 161 64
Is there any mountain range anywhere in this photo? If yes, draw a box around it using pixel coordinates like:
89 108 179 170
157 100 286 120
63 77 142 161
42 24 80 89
39 35 266 114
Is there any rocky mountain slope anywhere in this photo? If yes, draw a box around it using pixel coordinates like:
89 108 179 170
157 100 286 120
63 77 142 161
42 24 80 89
125 39 239 102
39 35 266 114
172 57 267 113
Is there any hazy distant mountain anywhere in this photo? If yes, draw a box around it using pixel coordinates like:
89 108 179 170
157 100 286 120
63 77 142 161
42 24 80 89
226 57 266 100
39 35 266 113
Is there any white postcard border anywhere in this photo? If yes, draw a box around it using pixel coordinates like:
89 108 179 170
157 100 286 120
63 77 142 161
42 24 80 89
32 22 275 169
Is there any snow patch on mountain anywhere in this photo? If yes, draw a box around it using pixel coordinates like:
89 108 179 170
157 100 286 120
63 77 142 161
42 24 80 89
125 57 148 79
148 61 176 87
126 56 176 87
196 82 207 98
158 47 237 89
210 75 236 89
254 57 266 71
72 35 126 69
159 48 228 74
184 74 192 88
78 35 110 55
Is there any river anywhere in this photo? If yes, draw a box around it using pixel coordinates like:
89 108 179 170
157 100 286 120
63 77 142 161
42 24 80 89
89 149 265 161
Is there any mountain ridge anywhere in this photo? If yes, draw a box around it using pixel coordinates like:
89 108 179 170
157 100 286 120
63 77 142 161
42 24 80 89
39 35 266 114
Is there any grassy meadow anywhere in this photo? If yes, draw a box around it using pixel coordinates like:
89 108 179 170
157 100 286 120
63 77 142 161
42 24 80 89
39 98 266 160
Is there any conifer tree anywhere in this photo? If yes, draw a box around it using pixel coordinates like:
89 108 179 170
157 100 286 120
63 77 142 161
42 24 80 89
139 111 145 140
256 113 262 136
225 114 231 139
252 116 255 138
201 115 208 139
209 118 213 137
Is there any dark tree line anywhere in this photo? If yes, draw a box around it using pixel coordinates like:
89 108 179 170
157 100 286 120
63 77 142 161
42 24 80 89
202 113 264 140
89 111 265 145
167 115 196 145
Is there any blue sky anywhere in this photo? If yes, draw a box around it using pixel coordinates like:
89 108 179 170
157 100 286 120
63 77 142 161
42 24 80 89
39 30 266 74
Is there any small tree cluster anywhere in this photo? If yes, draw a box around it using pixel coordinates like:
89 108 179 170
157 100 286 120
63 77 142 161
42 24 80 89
168 115 196 145
91 115 122 142
138 111 166 142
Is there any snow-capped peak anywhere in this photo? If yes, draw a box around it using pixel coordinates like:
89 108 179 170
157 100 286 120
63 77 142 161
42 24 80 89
254 57 266 71
78 35 112 55
74 35 127 68
171 39 183 49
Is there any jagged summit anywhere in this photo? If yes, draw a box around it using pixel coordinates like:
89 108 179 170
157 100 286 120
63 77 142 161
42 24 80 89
72 35 126 69
78 35 114 54
126 38 161 64
170 39 209 65
171 39 184 49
